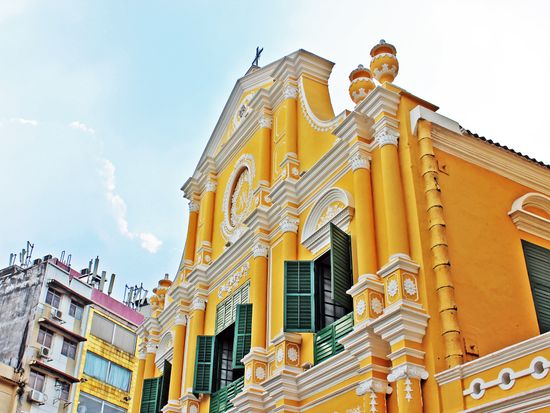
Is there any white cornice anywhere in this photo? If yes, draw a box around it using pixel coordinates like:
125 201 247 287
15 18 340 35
435 332 550 385
461 384 550 413
270 49 335 84
508 192 550 240
332 111 373 143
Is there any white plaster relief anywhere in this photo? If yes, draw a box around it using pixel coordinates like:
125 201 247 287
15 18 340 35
252 243 269 258
189 201 200 213
349 153 370 171
259 115 273 129
387 279 399 298
370 297 383 315
204 179 217 193
280 216 299 234
217 262 250 299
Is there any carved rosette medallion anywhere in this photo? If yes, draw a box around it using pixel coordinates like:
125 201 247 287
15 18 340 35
221 155 256 243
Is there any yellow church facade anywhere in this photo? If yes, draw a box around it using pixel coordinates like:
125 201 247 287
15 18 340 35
133 41 550 413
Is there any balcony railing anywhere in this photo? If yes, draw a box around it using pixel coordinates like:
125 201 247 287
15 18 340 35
209 376 244 413
314 312 354 365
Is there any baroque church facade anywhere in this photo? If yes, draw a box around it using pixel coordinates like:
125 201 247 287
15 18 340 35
132 41 550 413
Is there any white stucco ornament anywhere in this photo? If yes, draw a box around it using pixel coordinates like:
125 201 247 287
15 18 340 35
276 348 284 363
245 367 252 381
387 279 399 298
189 405 198 413
287 347 298 362
370 296 383 315
255 366 266 380
403 278 417 296
356 299 366 316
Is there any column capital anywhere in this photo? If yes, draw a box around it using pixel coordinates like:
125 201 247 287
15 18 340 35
280 216 299 234
252 243 269 258
146 342 158 354
204 179 217 193
191 296 206 311
174 311 188 326
188 200 199 213
374 127 399 148
357 378 393 396
349 152 371 171
258 115 273 129
283 84 298 100
387 363 429 382
138 351 147 360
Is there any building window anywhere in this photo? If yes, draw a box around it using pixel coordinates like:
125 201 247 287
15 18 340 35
284 223 354 364
29 371 45 392
56 380 70 401
89 313 137 354
77 392 126 413
45 288 61 309
37 327 53 348
69 301 84 320
140 361 171 413
83 352 132 391
522 240 550 333
61 339 77 359
193 303 251 397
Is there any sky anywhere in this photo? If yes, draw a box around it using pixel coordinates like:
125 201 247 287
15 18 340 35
1 0 549 301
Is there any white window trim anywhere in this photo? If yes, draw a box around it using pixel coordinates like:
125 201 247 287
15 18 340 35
509 192 550 240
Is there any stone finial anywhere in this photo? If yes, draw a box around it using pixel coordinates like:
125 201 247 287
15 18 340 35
370 39 399 84
348 64 375 105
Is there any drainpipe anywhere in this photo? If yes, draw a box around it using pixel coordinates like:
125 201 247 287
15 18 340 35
417 119 464 368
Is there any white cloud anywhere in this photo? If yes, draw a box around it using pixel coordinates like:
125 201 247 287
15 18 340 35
11 117 37 126
70 121 95 135
100 159 162 253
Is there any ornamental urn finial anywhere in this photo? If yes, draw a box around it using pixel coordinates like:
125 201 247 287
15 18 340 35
370 39 399 84
348 64 375 105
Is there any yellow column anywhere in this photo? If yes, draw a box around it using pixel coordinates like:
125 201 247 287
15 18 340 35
195 179 216 266
251 243 269 348
349 146 377 279
281 217 298 261
279 83 300 181
144 340 158 379
131 354 147 413
179 200 199 277
182 296 206 394
377 131 409 258
258 115 272 185
168 312 187 404
388 365 428 413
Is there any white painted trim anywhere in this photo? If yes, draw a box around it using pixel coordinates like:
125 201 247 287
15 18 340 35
435 332 550 385
297 77 345 132
461 384 550 413
409 105 462 135
508 192 550 240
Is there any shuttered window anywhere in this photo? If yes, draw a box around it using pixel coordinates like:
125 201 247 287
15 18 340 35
522 240 550 333
140 377 160 413
314 312 354 364
193 336 216 394
232 304 252 368
215 282 250 334
330 223 353 308
284 261 315 332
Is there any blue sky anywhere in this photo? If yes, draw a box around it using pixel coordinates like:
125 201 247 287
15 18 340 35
1 0 549 300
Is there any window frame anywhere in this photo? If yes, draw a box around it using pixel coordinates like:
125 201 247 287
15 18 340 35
69 301 84 320
37 327 54 348
61 338 77 359
45 288 61 309
83 352 132 391
29 371 45 392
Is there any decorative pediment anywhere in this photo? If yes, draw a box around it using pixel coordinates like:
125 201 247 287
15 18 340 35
509 192 550 240
302 187 355 253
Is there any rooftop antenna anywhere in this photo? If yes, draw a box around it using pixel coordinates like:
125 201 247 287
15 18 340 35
18 241 34 267
99 270 107 292
66 254 72 267
107 273 116 296
60 250 65 263
251 46 263 67
8 253 17 266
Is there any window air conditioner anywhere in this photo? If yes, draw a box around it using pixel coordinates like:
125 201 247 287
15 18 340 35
52 308 63 320
28 389 47 404
39 346 51 359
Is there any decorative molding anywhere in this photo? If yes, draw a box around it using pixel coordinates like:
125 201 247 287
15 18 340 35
217 262 250 299
204 179 217 193
508 192 550 240
461 384 550 413
387 363 429 382
374 127 398 147
463 356 550 401
252 243 269 258
348 153 370 171
280 216 299 234
191 296 206 311
188 201 200 213
259 115 273 129
174 312 188 326
297 77 345 132
221 154 256 244
146 343 158 354
283 85 298 100
356 378 392 396
301 187 355 253
435 332 550 385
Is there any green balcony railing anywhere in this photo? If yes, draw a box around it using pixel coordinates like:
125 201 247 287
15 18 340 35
314 312 354 365
209 376 245 413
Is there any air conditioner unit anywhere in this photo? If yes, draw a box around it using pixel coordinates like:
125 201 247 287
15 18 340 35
51 308 63 320
38 346 51 359
28 389 46 404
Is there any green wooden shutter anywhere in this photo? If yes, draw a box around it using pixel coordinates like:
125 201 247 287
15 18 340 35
158 361 171 410
193 335 216 394
233 304 252 368
140 377 160 413
330 223 353 308
284 261 315 332
522 240 550 333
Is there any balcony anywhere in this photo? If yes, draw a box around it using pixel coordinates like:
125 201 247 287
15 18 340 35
314 312 354 364
209 376 244 413
435 332 550 412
